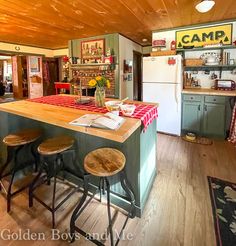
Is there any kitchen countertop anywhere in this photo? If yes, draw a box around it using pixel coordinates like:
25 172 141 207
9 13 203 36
182 88 236 96
0 96 158 143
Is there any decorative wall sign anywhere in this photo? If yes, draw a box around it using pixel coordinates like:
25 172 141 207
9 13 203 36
176 24 232 48
29 56 40 72
152 39 166 47
123 59 133 73
81 39 105 63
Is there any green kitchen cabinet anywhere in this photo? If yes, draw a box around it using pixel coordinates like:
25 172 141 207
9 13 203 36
203 103 225 137
182 102 202 133
182 94 227 138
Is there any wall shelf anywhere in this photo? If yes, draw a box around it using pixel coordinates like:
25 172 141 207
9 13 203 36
71 63 117 67
184 65 236 71
70 63 118 70
177 45 236 53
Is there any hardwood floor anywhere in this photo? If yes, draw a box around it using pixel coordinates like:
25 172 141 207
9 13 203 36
0 133 236 246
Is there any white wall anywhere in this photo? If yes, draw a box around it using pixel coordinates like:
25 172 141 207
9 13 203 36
0 42 54 57
142 46 152 55
153 21 236 88
119 35 142 99
53 48 69 57
0 42 69 58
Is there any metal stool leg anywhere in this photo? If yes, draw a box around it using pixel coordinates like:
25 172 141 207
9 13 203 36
6 145 23 213
120 170 135 218
105 177 114 246
29 153 46 208
52 175 57 228
29 168 43 207
99 177 106 202
70 174 89 243
30 143 39 173
6 171 16 212
0 146 15 191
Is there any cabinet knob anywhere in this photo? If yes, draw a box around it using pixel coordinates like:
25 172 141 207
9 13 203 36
213 98 216 101
198 105 201 111
191 97 193 99
204 105 207 111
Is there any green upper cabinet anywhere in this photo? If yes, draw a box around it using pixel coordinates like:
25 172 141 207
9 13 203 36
182 102 202 133
203 103 225 137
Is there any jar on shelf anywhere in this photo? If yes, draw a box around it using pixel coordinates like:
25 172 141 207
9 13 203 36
170 40 176 50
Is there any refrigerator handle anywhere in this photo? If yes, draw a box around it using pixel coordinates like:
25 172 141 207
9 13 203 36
174 58 179 111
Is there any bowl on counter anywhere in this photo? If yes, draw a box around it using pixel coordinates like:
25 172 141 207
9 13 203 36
75 97 91 104
105 100 123 112
120 104 136 116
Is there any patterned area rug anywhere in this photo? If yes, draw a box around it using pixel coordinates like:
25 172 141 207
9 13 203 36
208 176 236 246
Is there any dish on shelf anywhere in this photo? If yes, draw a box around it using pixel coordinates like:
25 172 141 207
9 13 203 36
205 62 220 66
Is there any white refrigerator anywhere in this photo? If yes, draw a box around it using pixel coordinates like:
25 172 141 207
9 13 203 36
142 55 182 136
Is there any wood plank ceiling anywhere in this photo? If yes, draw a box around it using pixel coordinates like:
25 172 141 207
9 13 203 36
0 0 235 49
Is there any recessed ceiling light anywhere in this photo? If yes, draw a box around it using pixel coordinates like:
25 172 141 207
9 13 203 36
195 0 215 13
142 38 148 42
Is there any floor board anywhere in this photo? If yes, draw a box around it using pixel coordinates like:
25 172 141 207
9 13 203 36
0 134 236 245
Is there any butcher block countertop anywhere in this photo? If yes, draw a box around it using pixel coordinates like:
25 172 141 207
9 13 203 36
182 88 236 97
0 97 157 143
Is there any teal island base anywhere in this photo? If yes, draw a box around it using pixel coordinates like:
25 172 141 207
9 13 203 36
0 112 157 217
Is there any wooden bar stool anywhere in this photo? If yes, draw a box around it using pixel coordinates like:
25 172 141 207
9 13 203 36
0 128 42 212
70 148 136 246
29 135 79 228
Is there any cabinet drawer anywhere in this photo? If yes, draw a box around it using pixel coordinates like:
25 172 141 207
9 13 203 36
204 96 225 104
183 94 202 102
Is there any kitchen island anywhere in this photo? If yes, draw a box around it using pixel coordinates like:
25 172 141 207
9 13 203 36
0 95 158 217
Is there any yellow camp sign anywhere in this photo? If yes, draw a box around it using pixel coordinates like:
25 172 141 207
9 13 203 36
176 24 232 48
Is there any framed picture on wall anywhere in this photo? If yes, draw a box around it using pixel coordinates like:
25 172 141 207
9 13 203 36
81 39 105 63
30 56 40 72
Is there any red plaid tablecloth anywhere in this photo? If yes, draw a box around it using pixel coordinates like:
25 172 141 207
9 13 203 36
228 102 236 144
28 95 158 131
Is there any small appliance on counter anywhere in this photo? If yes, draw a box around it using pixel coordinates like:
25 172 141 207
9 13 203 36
215 79 236 91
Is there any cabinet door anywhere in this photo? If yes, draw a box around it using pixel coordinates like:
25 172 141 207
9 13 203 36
182 102 202 133
203 103 225 137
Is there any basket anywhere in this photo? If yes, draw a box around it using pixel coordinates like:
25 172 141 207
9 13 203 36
150 50 176 57
184 59 203 66
30 75 42 83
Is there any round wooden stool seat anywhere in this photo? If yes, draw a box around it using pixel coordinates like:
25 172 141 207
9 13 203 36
84 148 126 177
3 129 42 147
38 136 74 156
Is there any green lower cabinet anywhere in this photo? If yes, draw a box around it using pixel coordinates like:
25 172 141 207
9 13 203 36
182 102 202 133
182 94 227 138
203 103 225 137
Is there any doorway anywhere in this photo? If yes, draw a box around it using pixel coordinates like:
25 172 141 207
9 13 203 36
42 58 59 96
133 50 142 101
0 55 13 98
